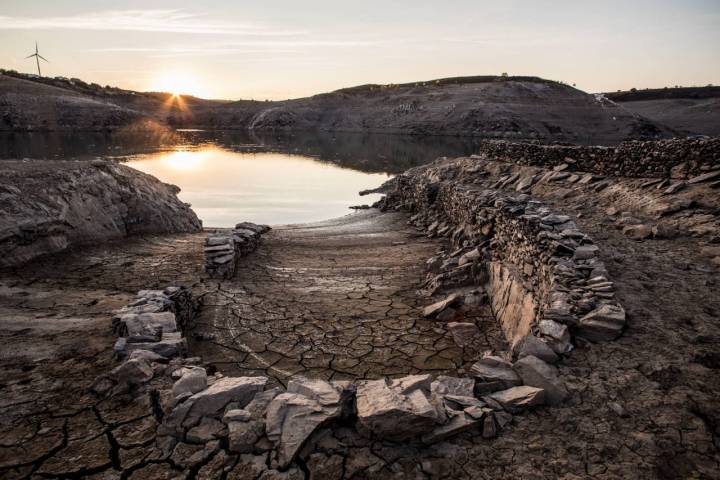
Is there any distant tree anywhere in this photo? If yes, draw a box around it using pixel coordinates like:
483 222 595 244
630 87 637 92
501 72 509 77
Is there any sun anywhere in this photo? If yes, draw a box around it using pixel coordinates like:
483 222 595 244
149 71 209 98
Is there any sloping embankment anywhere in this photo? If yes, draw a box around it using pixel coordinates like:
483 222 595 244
0 159 202 267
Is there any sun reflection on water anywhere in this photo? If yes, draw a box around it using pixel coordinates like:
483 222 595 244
125 145 390 227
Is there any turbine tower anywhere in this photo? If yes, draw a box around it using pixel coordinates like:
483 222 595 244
25 42 49 76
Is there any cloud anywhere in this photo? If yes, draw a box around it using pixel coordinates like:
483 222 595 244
0 9 305 36
85 40 379 58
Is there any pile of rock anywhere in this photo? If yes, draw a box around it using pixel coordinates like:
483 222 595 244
205 222 271 278
154 372 542 474
472 136 719 179
92 287 195 396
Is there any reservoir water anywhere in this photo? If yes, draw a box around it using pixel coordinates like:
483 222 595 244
0 130 487 227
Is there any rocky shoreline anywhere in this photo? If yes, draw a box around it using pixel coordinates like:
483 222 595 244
0 159 202 267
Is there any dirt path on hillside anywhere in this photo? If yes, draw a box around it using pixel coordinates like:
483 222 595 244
190 211 503 386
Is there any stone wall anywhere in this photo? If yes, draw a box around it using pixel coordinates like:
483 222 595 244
377 160 627 358
204 222 271 279
473 136 720 178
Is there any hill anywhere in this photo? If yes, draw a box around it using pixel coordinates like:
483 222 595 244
0 70 677 144
604 86 720 136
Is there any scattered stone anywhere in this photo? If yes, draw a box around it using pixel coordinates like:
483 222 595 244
513 355 568 405
516 334 559 364
489 386 546 411
577 304 626 341
623 224 653 241
446 322 481 347
470 356 522 388
423 292 462 317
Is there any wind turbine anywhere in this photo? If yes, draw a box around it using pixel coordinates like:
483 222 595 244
25 42 49 76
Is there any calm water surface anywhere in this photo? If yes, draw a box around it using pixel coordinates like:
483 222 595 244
1 130 488 227
125 146 390 227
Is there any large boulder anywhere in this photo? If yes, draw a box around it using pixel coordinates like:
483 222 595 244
355 375 444 442
265 378 350 469
513 355 568 405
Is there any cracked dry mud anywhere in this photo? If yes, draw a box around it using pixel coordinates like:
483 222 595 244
191 212 503 385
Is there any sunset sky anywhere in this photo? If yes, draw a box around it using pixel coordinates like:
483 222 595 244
1 0 718 100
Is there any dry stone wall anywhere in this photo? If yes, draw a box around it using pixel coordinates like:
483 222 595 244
204 222 271 278
473 136 719 178
376 159 627 359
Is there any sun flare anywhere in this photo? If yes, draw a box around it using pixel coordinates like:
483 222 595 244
149 71 208 98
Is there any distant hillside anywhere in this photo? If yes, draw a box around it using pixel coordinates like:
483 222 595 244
604 86 720 136
0 70 677 144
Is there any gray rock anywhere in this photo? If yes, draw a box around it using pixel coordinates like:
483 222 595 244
431 376 474 397
577 304 626 341
489 386 546 411
421 411 482 444
422 292 462 317
623 224 653 240
228 419 265 453
513 355 568 405
245 387 283 417
129 349 167 363
446 322 480 347
121 311 177 337
516 334 560 363
458 248 481 266
355 376 443 442
188 376 268 420
265 378 349 468
227 453 268 480
110 358 153 386
224 409 253 423
538 320 573 354
125 333 187 359
470 356 522 388
172 367 208 399
688 170 720 184
573 244 599 260
186 417 226 444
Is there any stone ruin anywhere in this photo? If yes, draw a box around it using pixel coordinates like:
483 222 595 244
87 174 631 476
204 222 271 278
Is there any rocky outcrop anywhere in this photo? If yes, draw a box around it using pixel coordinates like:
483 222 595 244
205 222 271 278
0 159 202 267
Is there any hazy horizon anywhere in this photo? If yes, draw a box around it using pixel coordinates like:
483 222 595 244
1 0 719 100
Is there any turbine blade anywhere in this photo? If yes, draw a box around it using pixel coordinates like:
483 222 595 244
38 55 49 62
25 53 36 59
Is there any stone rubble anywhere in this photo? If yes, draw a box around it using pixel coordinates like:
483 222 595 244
205 222 271 278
